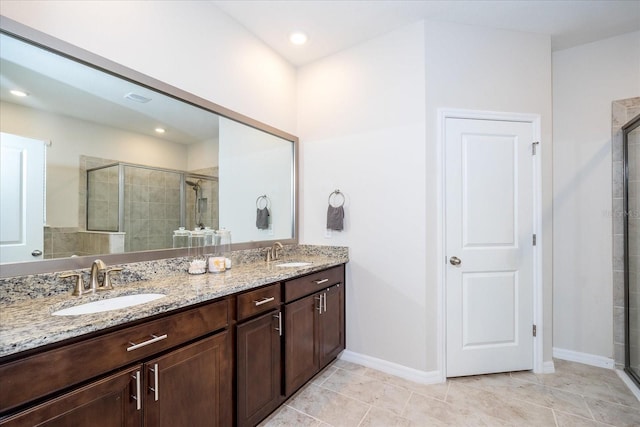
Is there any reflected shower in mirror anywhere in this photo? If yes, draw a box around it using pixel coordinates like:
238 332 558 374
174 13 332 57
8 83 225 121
0 19 297 272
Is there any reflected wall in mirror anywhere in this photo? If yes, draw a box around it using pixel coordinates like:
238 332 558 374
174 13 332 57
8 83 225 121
0 21 297 271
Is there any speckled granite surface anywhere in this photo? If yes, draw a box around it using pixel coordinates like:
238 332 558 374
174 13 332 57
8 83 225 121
0 245 348 358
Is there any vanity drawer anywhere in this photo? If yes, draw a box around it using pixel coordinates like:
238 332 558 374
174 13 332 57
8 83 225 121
284 265 344 303
0 299 228 413
237 283 281 321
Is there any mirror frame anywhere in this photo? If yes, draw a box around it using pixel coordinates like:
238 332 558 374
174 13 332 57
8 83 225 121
0 16 298 278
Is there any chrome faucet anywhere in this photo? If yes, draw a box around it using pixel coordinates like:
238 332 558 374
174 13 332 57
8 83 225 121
265 242 284 262
89 259 107 292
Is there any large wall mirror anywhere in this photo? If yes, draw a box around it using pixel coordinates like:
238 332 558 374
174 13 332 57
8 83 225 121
0 17 297 277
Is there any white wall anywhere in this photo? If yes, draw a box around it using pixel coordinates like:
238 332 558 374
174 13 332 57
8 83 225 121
424 22 554 366
552 31 640 359
298 20 553 375
219 118 293 243
0 0 297 135
298 22 429 372
1 101 188 227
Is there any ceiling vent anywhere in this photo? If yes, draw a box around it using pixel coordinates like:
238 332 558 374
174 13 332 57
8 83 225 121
124 92 151 103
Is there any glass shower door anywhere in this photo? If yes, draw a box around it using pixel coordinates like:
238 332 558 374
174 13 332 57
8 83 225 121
624 115 640 386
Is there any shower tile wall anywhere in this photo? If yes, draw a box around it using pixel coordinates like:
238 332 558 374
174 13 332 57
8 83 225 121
79 155 119 230
43 227 78 259
76 156 218 256
87 164 119 231
186 167 219 231
612 97 640 367
124 166 182 252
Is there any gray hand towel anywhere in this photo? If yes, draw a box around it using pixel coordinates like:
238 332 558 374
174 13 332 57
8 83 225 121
256 207 270 229
326 205 344 231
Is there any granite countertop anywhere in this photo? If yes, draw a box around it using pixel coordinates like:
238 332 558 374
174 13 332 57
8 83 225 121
0 253 347 359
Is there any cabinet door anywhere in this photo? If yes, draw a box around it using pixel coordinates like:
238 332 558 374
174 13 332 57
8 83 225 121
143 331 232 427
0 366 142 427
319 284 345 368
237 309 282 427
284 294 319 395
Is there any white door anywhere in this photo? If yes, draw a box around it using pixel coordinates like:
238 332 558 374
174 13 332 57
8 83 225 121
0 132 46 263
445 118 534 377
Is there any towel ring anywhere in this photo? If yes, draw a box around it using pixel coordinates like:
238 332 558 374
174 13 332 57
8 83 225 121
328 190 345 208
256 195 270 209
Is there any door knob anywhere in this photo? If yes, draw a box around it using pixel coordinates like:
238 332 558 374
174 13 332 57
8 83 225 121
449 256 462 266
31 249 43 257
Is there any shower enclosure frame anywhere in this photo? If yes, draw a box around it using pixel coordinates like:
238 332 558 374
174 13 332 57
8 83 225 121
623 113 640 388
85 161 217 234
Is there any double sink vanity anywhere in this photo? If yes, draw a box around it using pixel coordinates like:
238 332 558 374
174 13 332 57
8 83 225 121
0 245 348 426
0 16 346 427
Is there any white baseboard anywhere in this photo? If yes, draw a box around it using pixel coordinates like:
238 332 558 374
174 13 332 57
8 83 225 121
339 350 444 384
553 347 615 369
542 360 556 374
616 370 640 402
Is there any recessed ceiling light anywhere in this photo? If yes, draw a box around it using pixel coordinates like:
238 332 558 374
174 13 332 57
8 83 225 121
124 92 151 103
289 31 308 45
10 89 28 97
155 127 166 134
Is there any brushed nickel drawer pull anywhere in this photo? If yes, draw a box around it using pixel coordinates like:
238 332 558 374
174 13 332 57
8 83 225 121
127 334 168 352
314 278 329 285
131 370 141 410
254 296 275 306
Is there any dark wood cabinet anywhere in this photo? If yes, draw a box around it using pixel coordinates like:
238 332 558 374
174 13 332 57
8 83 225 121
0 365 142 427
0 263 346 427
284 293 319 395
284 265 345 396
0 300 228 414
1 331 232 427
144 331 232 427
236 309 282 427
318 283 345 367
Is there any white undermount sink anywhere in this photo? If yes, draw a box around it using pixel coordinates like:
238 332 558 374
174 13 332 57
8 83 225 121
52 293 166 316
275 262 313 268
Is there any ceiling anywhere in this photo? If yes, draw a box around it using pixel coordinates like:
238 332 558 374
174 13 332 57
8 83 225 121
0 33 219 145
212 0 640 67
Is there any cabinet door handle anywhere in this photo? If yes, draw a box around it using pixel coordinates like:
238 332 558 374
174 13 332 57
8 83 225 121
323 292 327 313
149 363 159 401
127 334 168 352
314 278 329 285
131 370 141 410
254 296 275 306
274 311 282 337
315 294 323 314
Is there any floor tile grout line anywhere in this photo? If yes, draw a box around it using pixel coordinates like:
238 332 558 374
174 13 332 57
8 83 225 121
282 403 331 426
551 408 560 427
315 378 410 417
553 408 617 427
399 391 414 417
458 371 640 414
449 379 597 420
355 405 372 427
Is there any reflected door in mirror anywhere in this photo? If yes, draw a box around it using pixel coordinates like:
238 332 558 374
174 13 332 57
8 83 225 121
0 132 45 263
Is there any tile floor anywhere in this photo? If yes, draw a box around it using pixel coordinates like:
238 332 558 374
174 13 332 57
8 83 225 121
259 359 640 426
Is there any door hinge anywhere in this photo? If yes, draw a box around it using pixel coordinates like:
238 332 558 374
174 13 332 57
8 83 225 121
533 234 537 246
532 324 537 337
532 141 540 155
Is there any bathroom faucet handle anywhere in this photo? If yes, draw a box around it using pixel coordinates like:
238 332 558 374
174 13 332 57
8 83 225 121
100 267 123 291
60 273 86 296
